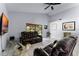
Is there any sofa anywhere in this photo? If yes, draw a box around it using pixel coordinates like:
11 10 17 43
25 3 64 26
33 36 77 56
20 31 42 45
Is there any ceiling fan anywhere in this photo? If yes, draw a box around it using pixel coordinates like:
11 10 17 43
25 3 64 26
44 3 61 10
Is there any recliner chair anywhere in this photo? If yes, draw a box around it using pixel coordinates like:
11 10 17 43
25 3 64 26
34 36 77 56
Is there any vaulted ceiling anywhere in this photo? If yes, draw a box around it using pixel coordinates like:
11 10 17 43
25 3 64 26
5 3 79 16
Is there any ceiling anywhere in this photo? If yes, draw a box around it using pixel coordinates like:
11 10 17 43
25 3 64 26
5 3 79 16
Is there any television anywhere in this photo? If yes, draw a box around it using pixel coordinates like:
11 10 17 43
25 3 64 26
0 13 9 35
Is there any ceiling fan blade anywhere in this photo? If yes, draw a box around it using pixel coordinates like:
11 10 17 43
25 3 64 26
44 5 50 10
44 3 61 5
52 3 61 5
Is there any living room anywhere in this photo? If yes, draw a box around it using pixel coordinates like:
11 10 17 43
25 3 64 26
0 3 79 56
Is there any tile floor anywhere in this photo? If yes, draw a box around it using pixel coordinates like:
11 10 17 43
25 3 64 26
2 38 79 56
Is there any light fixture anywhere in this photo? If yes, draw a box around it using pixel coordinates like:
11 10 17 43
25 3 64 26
51 6 54 10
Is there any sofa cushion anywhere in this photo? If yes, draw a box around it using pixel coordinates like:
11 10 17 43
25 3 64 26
44 46 52 55
34 48 49 56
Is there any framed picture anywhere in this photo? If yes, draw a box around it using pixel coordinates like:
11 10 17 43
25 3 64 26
62 21 75 31
44 25 48 29
26 23 42 35
0 13 9 35
0 15 2 35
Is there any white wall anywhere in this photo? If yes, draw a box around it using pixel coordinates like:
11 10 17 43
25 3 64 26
8 12 49 39
50 5 79 40
0 3 8 55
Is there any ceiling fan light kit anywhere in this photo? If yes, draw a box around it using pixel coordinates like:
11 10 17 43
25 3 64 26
44 3 61 10
51 6 54 10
